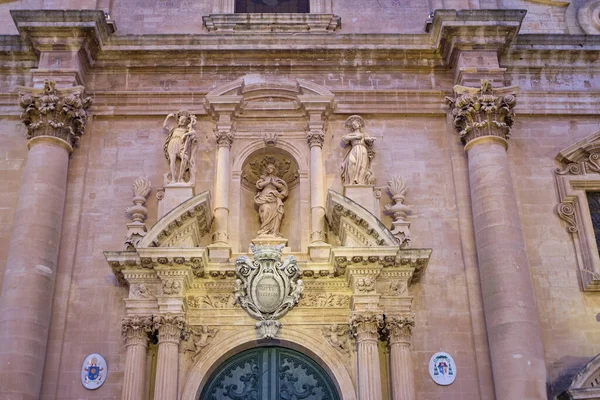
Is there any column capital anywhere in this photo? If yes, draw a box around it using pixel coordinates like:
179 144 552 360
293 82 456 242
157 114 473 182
153 314 188 344
121 315 153 347
350 312 384 343
215 129 234 148
18 80 92 151
445 80 518 147
384 314 415 346
306 129 325 148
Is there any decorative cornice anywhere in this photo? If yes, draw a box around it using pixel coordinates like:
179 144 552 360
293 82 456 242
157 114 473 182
121 315 153 347
153 314 187 344
384 314 415 346
18 80 92 149
446 80 518 146
202 13 341 33
350 312 383 343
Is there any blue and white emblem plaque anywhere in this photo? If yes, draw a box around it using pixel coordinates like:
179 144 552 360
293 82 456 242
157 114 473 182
429 352 456 386
81 353 107 390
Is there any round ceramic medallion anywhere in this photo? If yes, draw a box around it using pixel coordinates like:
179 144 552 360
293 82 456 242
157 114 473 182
429 352 456 386
81 353 107 390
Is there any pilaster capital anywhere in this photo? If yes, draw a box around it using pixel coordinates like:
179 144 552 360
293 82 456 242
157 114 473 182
215 129 234 148
153 314 188 345
384 314 415 346
445 80 518 147
18 80 92 150
306 129 325 148
350 312 384 343
121 315 153 347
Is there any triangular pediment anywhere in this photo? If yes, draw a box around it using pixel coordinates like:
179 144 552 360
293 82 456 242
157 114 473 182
326 190 398 247
138 191 212 248
556 131 600 175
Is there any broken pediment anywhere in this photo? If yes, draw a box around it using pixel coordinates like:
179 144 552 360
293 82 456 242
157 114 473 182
556 131 600 175
326 190 398 247
138 191 212 248
558 353 600 399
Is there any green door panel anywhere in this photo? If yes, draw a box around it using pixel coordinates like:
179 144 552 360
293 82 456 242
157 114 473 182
199 346 340 400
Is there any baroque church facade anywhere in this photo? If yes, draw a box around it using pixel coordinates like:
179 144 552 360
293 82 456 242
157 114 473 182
0 1 599 399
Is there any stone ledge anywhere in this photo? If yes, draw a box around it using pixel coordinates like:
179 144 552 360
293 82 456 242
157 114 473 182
202 13 340 33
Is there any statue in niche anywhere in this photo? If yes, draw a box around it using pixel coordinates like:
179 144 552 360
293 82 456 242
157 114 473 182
254 163 288 237
341 115 376 186
162 110 197 185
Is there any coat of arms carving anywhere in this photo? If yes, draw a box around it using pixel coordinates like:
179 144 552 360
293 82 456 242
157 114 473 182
235 244 303 338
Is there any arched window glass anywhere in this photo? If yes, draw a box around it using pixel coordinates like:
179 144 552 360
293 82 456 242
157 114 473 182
235 0 309 13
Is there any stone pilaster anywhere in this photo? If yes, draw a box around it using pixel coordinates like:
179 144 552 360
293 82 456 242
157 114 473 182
447 81 547 400
153 314 187 400
350 312 384 400
0 80 91 400
385 314 415 400
121 316 153 400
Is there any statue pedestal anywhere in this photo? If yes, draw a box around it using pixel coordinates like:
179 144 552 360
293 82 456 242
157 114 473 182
208 243 232 263
251 235 289 252
157 184 194 219
343 184 376 215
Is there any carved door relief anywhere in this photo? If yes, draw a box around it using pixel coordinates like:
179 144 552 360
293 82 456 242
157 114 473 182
199 347 340 400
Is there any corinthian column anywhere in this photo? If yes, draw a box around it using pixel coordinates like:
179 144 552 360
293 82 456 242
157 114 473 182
446 81 546 399
0 80 91 400
307 128 327 244
350 313 384 400
153 314 187 400
121 316 153 400
209 127 234 261
386 314 415 400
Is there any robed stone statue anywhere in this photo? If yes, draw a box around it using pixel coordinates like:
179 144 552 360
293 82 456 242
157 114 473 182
254 163 288 237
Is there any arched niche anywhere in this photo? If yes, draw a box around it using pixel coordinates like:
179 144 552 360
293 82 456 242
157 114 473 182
180 327 356 400
233 144 307 252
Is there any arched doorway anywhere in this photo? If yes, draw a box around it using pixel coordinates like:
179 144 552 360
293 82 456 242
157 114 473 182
199 346 341 400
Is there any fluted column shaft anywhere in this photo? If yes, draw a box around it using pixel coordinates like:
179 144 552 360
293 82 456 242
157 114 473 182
153 315 186 400
121 316 152 400
351 313 383 400
212 131 233 245
0 81 90 400
447 81 546 399
307 130 326 243
386 316 415 400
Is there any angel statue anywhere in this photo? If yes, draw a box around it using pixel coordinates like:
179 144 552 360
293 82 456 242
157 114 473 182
162 110 197 184
341 115 376 186
254 163 289 236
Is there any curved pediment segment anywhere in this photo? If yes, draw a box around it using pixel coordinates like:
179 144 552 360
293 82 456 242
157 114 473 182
326 190 398 247
138 191 212 248
556 130 600 175
559 353 600 399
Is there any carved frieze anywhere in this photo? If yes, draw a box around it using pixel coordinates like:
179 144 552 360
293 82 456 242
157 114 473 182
162 280 182 296
301 293 350 308
322 324 352 354
187 294 238 309
184 325 218 360
235 244 303 338
18 80 92 149
445 80 517 145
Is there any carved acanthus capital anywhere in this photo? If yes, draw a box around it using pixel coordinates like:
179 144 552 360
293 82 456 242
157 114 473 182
307 129 325 148
350 312 384 343
445 80 517 146
153 314 188 344
385 314 415 346
18 80 92 149
121 315 153 347
215 129 234 148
